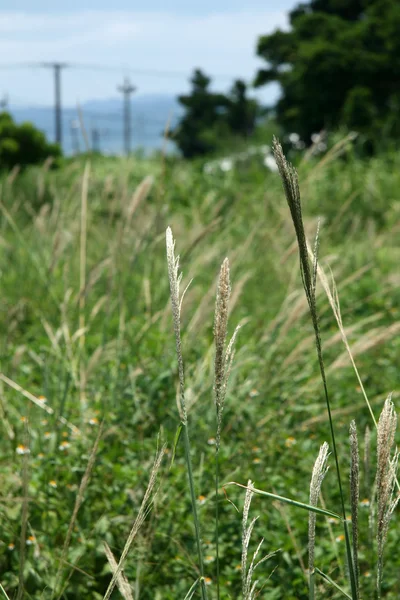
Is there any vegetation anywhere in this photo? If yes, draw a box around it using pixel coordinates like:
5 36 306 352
0 138 399 598
0 112 61 171
171 69 260 158
255 0 400 144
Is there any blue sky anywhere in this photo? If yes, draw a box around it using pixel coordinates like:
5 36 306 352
0 1 297 107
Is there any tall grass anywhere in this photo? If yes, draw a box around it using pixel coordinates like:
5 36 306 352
0 143 399 597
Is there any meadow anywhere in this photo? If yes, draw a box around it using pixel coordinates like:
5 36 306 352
0 136 399 599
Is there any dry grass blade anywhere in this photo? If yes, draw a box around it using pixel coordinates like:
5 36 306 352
53 422 103 599
0 373 80 435
125 175 153 226
306 241 377 427
104 543 134 600
102 444 166 600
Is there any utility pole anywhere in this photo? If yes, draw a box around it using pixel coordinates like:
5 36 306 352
117 77 136 155
41 63 68 147
0 94 8 110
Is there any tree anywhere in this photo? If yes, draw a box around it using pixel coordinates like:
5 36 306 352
254 0 400 143
0 112 61 170
171 69 229 159
172 70 261 158
226 80 259 138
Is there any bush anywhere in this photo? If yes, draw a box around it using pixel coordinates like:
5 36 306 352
0 112 62 170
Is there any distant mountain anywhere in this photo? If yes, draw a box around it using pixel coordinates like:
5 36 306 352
8 94 183 156
82 93 182 116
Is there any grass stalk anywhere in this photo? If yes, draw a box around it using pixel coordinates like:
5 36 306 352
79 163 90 414
166 227 208 600
213 257 239 599
349 421 360 598
272 138 357 599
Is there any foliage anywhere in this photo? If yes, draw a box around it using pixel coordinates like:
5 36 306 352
0 141 399 598
255 0 400 143
0 112 61 171
171 69 261 158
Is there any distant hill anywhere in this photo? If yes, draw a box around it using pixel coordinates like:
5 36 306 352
8 94 183 155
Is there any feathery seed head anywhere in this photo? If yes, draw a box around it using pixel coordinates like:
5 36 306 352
272 137 318 319
308 442 329 576
376 394 399 597
166 227 187 423
214 258 231 408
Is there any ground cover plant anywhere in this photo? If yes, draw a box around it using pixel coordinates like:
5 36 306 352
0 139 399 598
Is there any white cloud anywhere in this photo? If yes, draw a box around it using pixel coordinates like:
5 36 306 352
0 10 288 104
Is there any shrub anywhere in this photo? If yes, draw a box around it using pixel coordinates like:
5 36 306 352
0 112 62 170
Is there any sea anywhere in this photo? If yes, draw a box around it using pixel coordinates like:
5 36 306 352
8 94 182 156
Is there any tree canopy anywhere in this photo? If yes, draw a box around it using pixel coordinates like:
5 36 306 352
255 0 400 142
0 112 61 170
172 69 260 158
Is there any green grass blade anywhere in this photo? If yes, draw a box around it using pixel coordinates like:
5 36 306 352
183 578 200 600
170 422 183 469
315 568 352 599
226 482 342 520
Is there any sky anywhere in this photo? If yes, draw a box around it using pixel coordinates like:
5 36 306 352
0 0 297 108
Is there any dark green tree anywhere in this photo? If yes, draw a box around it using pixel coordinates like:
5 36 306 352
226 79 259 138
172 71 261 158
254 0 400 143
171 69 229 159
0 112 61 170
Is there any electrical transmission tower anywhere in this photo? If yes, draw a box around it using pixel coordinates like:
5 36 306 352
117 77 136 155
41 63 68 146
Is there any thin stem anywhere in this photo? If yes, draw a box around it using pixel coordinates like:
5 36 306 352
183 424 208 600
314 337 357 598
215 444 220 600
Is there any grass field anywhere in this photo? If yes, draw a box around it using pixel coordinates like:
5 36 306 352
0 138 399 599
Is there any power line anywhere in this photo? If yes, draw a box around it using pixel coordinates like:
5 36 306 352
0 61 241 81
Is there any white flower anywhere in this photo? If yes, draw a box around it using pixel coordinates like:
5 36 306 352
219 158 233 172
16 445 30 455
311 133 321 144
289 133 300 144
204 162 216 174
263 154 278 171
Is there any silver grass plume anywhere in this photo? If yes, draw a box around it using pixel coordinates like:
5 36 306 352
166 226 187 424
308 443 329 586
272 137 317 314
376 395 400 598
350 420 360 599
241 481 277 600
213 258 240 447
